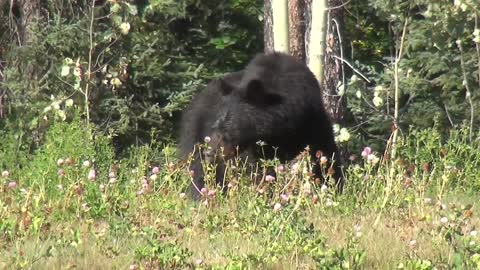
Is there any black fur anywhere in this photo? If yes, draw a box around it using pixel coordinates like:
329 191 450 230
179 52 344 199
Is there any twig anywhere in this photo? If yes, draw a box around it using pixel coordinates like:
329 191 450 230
85 0 96 128
327 0 351 10
391 18 408 160
332 55 370 83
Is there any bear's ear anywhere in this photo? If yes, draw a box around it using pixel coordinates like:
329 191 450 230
245 79 283 106
219 78 234 96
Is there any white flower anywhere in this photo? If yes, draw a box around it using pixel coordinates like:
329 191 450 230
440 217 448 223
119 22 131 35
60 65 70 77
373 96 383 107
110 78 122 87
337 128 351 142
356 90 362 98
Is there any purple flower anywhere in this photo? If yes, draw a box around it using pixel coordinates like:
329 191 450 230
265 175 275 182
152 166 160 175
361 147 372 158
88 169 96 181
8 181 17 189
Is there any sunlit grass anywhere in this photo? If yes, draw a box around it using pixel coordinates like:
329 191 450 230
1 120 480 269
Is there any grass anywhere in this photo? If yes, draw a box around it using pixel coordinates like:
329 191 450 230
1 119 480 269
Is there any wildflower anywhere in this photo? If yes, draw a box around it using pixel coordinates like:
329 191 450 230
58 169 65 177
207 190 216 197
409 239 417 247
57 158 65 166
361 147 372 158
470 230 478 237
424 197 432 204
355 90 362 98
349 154 356 161
81 203 89 211
88 169 96 181
179 193 186 199
373 96 383 107
470 241 476 246
60 65 70 77
108 171 116 179
320 156 328 165
149 174 158 181
109 177 117 184
273 202 282 212
83 160 91 168
367 154 380 164
57 184 64 191
142 178 149 189
110 78 122 87
265 175 275 183
8 181 17 189
204 136 211 143
200 187 208 195
1 170 9 178
291 162 300 174
65 157 75 166
129 264 138 270
119 22 131 35
320 184 328 193
325 198 333 206
73 66 82 78
474 29 480 43
99 184 105 192
276 164 285 173
280 193 289 203
337 128 351 142
312 194 319 204
303 182 312 195
152 166 160 174
195 259 204 266
440 217 448 223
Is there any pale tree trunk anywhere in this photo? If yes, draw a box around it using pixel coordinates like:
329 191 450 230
264 0 274 53
263 0 346 123
272 0 289 53
305 0 345 123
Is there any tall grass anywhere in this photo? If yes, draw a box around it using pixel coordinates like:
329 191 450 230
1 117 480 269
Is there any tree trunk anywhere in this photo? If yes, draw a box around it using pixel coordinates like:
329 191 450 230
304 0 345 123
288 0 306 61
15 0 42 46
272 0 289 53
264 0 274 53
323 0 346 123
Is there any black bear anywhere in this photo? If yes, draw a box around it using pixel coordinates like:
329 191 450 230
178 52 343 199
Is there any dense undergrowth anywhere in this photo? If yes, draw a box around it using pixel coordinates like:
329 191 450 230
1 116 479 270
